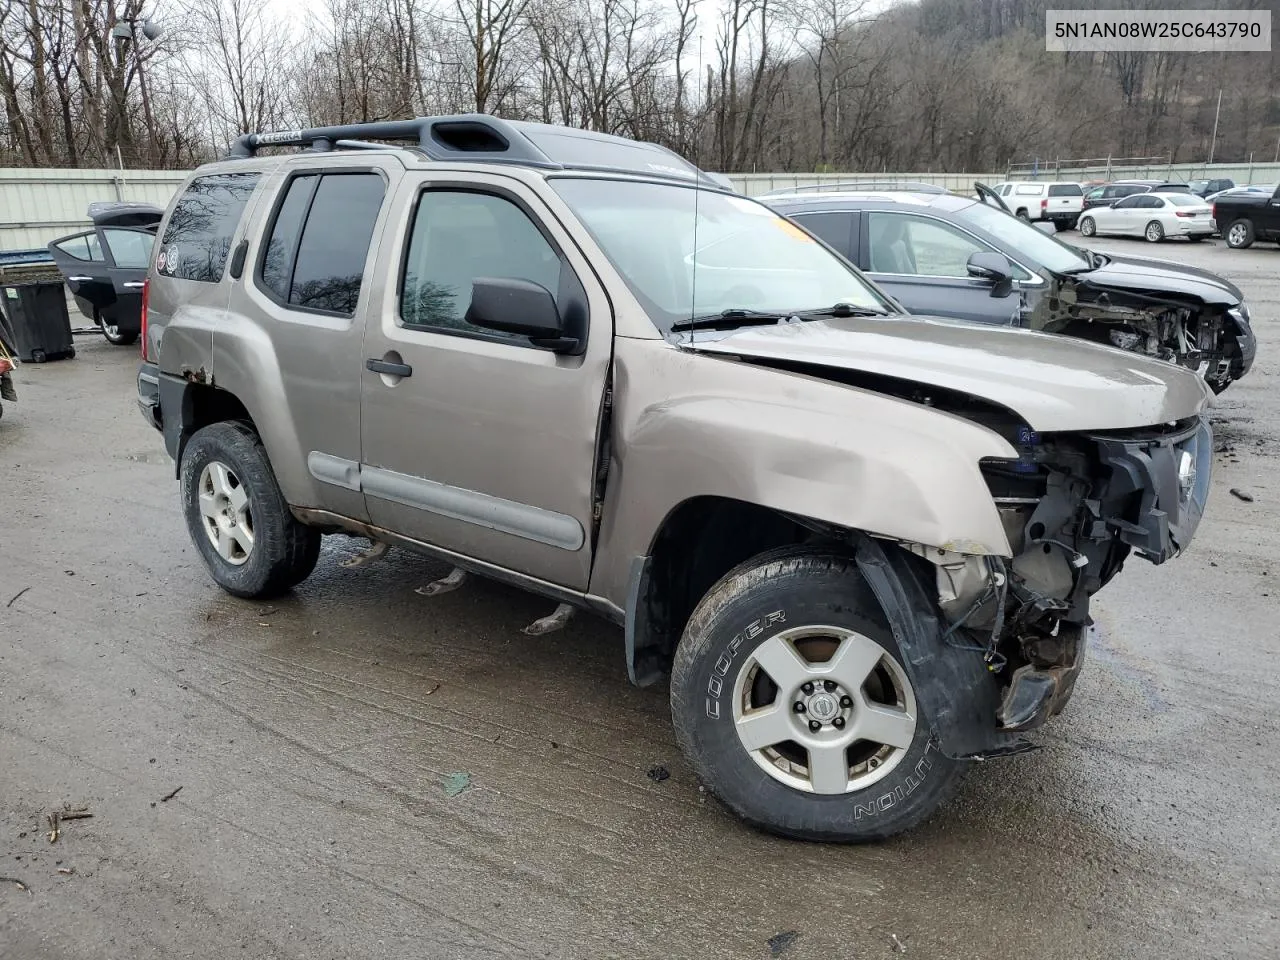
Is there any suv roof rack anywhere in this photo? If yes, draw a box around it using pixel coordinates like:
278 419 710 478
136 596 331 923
763 180 948 197
228 113 727 188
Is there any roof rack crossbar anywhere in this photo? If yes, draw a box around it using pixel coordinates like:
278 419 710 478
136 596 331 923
763 180 947 197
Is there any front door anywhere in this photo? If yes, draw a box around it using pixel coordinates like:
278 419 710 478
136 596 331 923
359 174 611 590
861 210 1024 326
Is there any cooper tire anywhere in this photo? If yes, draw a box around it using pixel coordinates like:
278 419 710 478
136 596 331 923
670 546 964 842
1079 216 1096 237
179 421 321 599
1225 219 1254 249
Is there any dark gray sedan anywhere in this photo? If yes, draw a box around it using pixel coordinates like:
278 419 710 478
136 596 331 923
764 186 1255 392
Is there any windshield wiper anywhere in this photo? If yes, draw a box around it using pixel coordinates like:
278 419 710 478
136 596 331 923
670 308 788 332
790 302 890 319
671 302 889 333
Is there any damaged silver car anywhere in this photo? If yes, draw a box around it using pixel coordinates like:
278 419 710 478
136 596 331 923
138 116 1213 841
765 182 1255 393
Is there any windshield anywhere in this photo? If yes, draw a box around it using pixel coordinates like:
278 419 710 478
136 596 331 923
952 200 1089 274
549 178 892 332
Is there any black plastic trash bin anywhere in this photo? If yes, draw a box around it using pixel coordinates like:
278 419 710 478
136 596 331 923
1 282 74 362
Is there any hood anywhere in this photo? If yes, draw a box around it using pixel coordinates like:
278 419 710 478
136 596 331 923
1078 252 1242 305
683 315 1209 433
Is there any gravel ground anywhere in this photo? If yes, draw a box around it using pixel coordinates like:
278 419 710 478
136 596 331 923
1 235 1278 960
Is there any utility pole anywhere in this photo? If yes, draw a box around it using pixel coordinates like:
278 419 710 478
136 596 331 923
1208 89 1222 164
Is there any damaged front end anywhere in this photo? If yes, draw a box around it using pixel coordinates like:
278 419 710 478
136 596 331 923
1028 277 1254 394
910 414 1212 736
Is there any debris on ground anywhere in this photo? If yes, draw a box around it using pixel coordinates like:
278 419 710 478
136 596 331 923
767 930 800 957
646 765 670 783
891 932 908 953
1229 488 1255 502
442 772 471 798
0 876 31 893
46 807 93 843
6 586 30 608
160 786 183 803
56 867 74 876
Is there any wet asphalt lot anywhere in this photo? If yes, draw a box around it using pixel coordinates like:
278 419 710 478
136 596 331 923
2 236 1278 960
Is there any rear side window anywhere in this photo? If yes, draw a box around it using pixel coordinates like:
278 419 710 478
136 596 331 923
1048 184 1083 197
158 172 260 283
259 172 386 316
52 232 103 261
791 212 854 257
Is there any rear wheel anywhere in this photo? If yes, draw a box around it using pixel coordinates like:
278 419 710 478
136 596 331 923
100 318 138 346
1016 209 1030 221
670 547 964 842
1079 216 1097 237
180 421 321 598
1145 220 1165 242
1225 219 1255 249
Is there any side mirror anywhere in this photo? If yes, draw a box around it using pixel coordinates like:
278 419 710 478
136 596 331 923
465 277 576 351
967 251 1015 298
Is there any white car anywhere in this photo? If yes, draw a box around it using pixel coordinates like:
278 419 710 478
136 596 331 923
1078 191 1215 243
990 181 1084 230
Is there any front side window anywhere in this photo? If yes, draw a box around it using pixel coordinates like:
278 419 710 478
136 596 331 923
866 212 1029 280
259 172 385 316
400 190 562 342
102 228 154 268
158 172 260 283
550 178 889 331
53 232 103 262
1086 187 1106 201
1113 195 1142 209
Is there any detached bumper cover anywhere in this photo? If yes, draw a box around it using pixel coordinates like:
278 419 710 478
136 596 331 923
1090 416 1212 564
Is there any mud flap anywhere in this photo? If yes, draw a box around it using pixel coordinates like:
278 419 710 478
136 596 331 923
853 535 1035 760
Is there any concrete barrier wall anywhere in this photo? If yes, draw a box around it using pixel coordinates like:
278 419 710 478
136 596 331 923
3 161 1279 250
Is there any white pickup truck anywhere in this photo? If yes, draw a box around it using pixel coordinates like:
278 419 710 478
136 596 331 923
991 181 1084 231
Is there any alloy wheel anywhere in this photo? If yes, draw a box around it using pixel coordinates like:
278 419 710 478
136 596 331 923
731 625 917 795
198 461 254 565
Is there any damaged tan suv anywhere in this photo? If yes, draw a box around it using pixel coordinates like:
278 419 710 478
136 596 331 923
137 116 1213 841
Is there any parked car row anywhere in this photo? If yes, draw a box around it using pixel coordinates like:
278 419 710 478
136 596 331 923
121 115 1227 843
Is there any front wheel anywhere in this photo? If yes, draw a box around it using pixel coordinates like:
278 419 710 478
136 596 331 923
1145 220 1165 242
1225 219 1255 249
670 547 964 842
1079 216 1097 237
180 421 321 598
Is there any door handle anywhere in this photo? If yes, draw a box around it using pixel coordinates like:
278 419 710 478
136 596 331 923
122 281 146 289
366 358 413 377
68 275 93 282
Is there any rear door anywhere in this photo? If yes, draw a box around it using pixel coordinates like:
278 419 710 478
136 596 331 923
97 227 155 333
1260 185 1280 238
357 172 612 590
48 230 113 322
860 210 1024 325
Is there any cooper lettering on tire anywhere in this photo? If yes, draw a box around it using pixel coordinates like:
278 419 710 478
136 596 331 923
671 546 964 842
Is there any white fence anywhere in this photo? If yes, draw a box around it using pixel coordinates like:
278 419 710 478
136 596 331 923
0 168 186 251
3 161 1279 250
